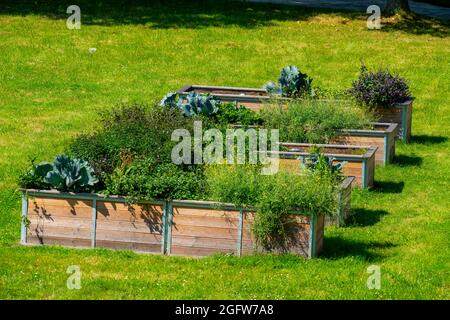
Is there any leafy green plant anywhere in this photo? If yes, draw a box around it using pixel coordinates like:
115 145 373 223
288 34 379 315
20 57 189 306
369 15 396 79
215 102 263 127
105 157 206 201
19 155 98 192
161 92 220 117
264 65 314 98
260 99 374 143
348 64 411 109
301 151 346 183
67 103 197 183
206 164 338 251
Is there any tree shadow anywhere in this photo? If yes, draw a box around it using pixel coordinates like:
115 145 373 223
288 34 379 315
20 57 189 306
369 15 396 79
320 236 396 262
410 135 448 145
346 208 389 227
380 12 450 38
371 181 405 194
0 0 363 29
393 154 423 167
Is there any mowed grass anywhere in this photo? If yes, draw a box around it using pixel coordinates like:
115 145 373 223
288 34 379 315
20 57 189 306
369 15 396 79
0 0 449 299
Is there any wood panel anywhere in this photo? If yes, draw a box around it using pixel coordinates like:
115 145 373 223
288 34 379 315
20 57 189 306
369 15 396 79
334 135 385 165
95 201 163 253
170 206 240 256
27 197 92 248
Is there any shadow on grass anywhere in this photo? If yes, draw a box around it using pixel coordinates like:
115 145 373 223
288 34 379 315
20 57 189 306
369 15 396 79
410 135 448 145
321 236 395 262
346 208 389 227
381 12 450 37
0 0 369 29
393 154 423 167
1 0 448 36
371 181 405 194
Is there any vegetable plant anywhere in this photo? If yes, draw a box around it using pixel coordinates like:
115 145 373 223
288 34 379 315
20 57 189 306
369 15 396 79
19 155 98 192
263 65 314 98
160 92 221 117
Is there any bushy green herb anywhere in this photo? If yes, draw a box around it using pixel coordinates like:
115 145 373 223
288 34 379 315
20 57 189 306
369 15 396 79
67 103 196 182
260 99 374 143
206 164 338 251
105 157 206 201
215 103 263 127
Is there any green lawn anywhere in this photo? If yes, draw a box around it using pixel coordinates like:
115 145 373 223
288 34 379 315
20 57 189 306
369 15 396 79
0 0 449 299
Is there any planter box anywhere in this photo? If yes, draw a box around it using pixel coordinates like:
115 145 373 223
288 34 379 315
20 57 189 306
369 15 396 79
177 85 284 111
272 143 377 188
19 189 331 259
333 122 398 165
373 98 414 143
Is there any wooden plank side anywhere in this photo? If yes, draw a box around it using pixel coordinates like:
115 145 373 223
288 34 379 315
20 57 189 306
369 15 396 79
28 197 92 218
97 202 163 224
95 240 161 253
27 197 92 248
27 235 91 248
170 206 240 256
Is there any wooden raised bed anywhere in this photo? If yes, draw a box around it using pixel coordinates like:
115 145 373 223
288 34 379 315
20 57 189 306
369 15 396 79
177 84 284 111
333 122 398 165
272 143 377 189
19 189 335 259
373 98 414 143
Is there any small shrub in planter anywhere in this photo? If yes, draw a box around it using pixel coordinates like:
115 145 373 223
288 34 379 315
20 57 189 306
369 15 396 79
264 65 315 98
349 64 414 142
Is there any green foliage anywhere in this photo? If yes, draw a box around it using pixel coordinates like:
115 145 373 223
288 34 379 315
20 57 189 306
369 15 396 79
215 103 263 127
18 155 98 192
260 99 374 143
67 103 196 183
206 164 338 251
264 65 314 98
302 150 346 184
105 157 206 201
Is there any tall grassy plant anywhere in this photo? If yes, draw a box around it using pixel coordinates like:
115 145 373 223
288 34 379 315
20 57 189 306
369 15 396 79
206 165 338 251
260 99 375 143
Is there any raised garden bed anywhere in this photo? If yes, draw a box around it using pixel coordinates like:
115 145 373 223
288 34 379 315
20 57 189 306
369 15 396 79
333 122 398 165
373 98 414 143
19 189 332 259
177 85 281 111
273 143 377 189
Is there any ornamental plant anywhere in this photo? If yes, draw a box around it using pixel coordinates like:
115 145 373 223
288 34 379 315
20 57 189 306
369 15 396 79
263 65 314 98
160 92 220 117
349 64 411 109
19 155 98 192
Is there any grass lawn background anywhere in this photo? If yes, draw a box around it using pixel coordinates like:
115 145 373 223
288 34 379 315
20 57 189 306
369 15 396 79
0 0 449 299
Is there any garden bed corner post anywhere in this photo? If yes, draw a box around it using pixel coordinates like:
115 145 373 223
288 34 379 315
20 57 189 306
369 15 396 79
308 215 317 258
91 198 97 248
20 191 28 245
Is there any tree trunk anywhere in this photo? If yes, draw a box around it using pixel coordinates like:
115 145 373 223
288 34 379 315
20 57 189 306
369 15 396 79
385 0 410 13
